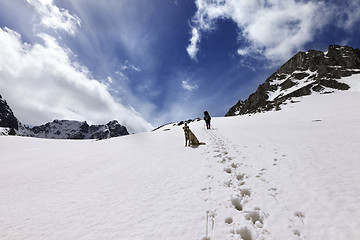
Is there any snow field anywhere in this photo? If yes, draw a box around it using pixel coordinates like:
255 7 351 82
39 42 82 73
1 90 360 240
0 132 209 240
203 92 360 240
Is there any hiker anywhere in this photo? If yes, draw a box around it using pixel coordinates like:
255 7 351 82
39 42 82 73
204 111 211 130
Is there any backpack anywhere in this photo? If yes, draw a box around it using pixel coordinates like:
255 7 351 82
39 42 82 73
204 113 211 122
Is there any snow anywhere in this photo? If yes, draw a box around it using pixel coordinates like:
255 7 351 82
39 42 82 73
339 74 360 92
267 70 318 102
267 78 315 102
1 91 360 240
0 127 9 135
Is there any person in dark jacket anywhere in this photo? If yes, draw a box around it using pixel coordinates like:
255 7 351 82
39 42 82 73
204 111 211 129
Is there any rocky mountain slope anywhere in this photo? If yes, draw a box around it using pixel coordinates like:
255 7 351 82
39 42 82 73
0 94 19 133
18 119 129 140
226 45 360 116
0 94 129 139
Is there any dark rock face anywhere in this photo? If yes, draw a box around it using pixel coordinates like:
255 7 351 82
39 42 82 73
107 120 129 138
88 120 129 140
226 45 360 116
0 94 19 130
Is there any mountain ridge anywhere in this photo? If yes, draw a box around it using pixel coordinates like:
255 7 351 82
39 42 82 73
0 94 129 139
225 45 360 116
18 119 129 140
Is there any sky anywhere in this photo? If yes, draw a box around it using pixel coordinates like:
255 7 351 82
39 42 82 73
0 0 360 133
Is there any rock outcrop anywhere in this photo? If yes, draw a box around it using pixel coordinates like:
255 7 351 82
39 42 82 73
226 45 360 116
0 94 19 131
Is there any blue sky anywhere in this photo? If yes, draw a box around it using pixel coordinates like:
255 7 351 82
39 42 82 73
0 0 360 132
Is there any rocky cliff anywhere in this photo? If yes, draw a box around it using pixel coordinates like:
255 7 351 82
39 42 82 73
226 45 360 116
0 94 19 133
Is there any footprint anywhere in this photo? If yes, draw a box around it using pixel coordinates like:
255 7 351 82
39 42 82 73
236 227 253 240
221 156 233 163
245 210 264 226
238 181 246 186
269 187 278 198
293 229 301 236
236 173 245 181
240 188 251 197
225 217 233 224
294 211 305 218
231 162 238 168
294 211 305 223
224 180 233 188
231 198 243 211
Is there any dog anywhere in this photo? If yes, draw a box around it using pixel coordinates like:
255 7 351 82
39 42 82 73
183 124 206 147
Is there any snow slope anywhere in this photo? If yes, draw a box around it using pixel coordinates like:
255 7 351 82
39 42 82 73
0 127 9 135
1 91 360 239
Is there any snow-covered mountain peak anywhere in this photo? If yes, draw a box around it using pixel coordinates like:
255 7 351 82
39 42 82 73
18 119 129 139
226 45 360 116
0 94 129 139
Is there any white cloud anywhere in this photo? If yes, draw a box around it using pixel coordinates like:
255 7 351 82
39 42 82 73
0 27 153 133
187 27 201 60
182 80 198 91
187 0 360 64
120 61 142 72
26 0 81 36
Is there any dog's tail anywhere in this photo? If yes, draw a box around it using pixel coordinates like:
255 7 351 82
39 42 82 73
199 142 206 145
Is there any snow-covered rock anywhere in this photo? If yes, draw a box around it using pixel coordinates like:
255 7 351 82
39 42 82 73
18 119 129 139
226 45 360 116
0 94 129 139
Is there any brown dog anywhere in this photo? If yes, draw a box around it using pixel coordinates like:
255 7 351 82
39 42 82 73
183 124 206 147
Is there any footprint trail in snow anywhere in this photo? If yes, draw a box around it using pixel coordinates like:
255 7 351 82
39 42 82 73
198 127 306 240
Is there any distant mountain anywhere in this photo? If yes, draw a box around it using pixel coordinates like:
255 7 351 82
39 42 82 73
0 94 129 139
18 119 129 140
226 45 360 116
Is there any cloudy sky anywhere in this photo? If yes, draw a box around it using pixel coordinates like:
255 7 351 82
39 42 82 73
0 0 360 132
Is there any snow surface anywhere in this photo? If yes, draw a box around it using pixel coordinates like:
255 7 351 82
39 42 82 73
0 127 9 135
339 74 360 92
1 91 360 240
